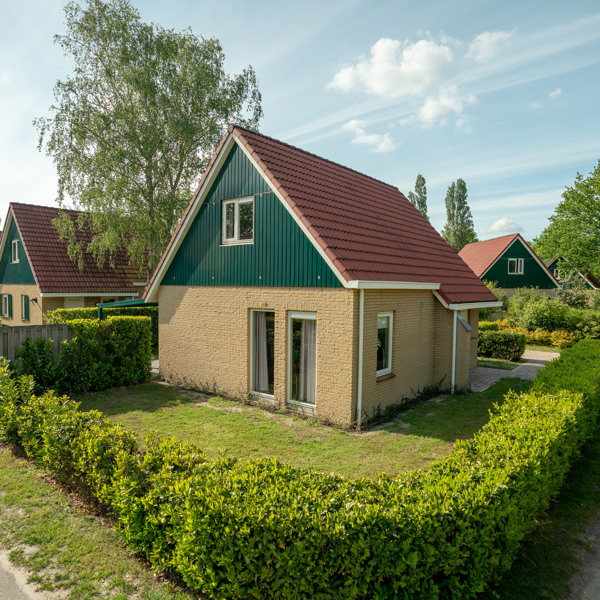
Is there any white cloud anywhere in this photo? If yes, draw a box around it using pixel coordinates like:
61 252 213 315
328 37 454 99
417 85 477 127
342 119 396 153
467 30 513 62
549 87 562 98
529 101 543 109
482 217 524 235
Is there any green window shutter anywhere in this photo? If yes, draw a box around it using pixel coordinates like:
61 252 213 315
23 295 29 321
8 295 12 318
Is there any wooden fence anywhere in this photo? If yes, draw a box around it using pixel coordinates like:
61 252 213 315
0 324 75 361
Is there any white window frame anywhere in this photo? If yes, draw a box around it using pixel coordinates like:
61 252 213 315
508 258 524 275
222 197 254 245
1 294 9 317
11 240 19 263
376 312 394 377
287 311 317 412
250 309 275 400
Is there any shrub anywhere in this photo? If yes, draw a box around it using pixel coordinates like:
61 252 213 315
1 342 599 599
518 296 576 331
44 305 158 347
480 281 507 320
508 287 546 318
10 337 55 394
478 330 527 361
478 320 500 331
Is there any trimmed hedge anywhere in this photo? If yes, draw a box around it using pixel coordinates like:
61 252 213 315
12 316 152 395
478 320 500 331
1 341 600 599
44 306 158 348
478 330 527 361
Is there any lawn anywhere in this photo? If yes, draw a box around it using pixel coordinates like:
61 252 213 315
477 357 524 370
76 378 531 479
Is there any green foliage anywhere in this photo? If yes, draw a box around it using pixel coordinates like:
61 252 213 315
479 281 507 320
441 178 478 251
534 160 600 280
11 316 151 395
478 330 527 361
44 305 158 347
555 266 591 308
407 173 429 221
478 321 500 331
2 341 599 599
507 287 546 318
35 0 262 274
519 296 576 331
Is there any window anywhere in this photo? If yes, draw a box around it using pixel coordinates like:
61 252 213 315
508 258 524 275
21 295 29 322
1 294 12 318
11 240 19 263
222 197 253 244
251 311 275 396
288 312 317 406
376 313 393 377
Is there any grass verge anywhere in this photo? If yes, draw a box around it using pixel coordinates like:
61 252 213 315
477 357 524 370
76 378 531 479
0 443 197 600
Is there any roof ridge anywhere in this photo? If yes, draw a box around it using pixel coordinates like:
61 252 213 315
230 124 401 194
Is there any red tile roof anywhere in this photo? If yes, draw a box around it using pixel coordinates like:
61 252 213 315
8 203 141 294
147 125 498 305
458 234 520 278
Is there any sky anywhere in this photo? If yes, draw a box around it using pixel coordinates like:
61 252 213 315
1 0 599 242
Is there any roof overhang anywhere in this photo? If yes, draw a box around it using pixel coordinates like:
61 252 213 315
433 291 502 310
39 292 138 298
346 280 440 290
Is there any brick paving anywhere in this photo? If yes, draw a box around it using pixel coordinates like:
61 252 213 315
469 349 560 392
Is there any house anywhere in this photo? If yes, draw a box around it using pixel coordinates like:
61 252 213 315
459 233 560 298
0 203 145 325
546 257 600 290
144 125 499 426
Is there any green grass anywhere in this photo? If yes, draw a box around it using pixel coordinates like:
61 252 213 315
477 357 524 370
0 444 198 600
480 428 600 600
76 378 532 479
526 344 562 353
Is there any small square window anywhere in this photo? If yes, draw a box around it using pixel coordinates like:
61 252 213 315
222 197 254 244
376 312 393 377
11 240 19 263
508 258 524 275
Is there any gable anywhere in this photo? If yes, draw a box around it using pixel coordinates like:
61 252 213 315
161 144 343 288
547 258 596 290
0 216 36 286
483 238 557 289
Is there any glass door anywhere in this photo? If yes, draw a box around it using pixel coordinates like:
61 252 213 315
252 311 275 395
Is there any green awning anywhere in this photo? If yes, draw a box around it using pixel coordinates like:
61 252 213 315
97 298 158 320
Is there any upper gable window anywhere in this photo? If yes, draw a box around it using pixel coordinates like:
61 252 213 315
11 240 19 263
508 258 524 275
222 197 254 245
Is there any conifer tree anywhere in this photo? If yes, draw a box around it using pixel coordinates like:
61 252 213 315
407 173 429 221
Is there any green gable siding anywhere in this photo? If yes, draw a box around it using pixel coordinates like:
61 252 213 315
547 258 595 289
0 218 36 285
483 239 556 289
162 144 342 288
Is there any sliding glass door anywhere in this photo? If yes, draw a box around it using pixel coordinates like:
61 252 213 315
288 312 317 406
252 311 275 396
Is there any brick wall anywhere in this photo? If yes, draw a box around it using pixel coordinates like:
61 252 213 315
0 284 43 325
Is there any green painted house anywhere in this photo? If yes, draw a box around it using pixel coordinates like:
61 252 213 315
459 233 560 296
546 258 600 290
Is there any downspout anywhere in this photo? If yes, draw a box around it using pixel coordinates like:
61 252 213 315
451 309 458 394
356 289 365 427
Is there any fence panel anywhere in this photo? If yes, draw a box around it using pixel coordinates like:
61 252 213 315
0 324 75 361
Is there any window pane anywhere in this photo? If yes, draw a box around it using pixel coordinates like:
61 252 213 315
225 203 235 239
291 318 316 404
508 260 516 274
239 201 253 240
377 316 390 372
253 311 275 395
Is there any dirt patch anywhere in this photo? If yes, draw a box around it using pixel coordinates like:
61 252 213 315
0 551 62 600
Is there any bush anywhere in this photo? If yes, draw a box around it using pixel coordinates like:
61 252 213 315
44 305 158 348
478 330 527 361
2 342 600 599
518 296 577 331
478 321 500 331
508 287 546 318
480 281 507 320
10 337 55 394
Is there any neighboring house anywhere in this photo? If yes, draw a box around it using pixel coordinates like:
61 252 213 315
0 203 145 325
459 233 560 297
546 257 600 290
144 125 499 426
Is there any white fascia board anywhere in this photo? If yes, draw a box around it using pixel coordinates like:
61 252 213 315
433 291 501 310
40 292 139 298
347 280 440 290
144 135 238 302
233 134 349 288
0 210 13 261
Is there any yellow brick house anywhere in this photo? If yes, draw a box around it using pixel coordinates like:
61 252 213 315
144 126 500 426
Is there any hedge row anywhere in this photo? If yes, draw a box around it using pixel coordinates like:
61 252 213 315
44 306 159 347
478 330 527 361
490 318 577 349
11 316 152 395
1 341 599 599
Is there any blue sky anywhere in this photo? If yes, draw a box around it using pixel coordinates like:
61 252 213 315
1 0 599 242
